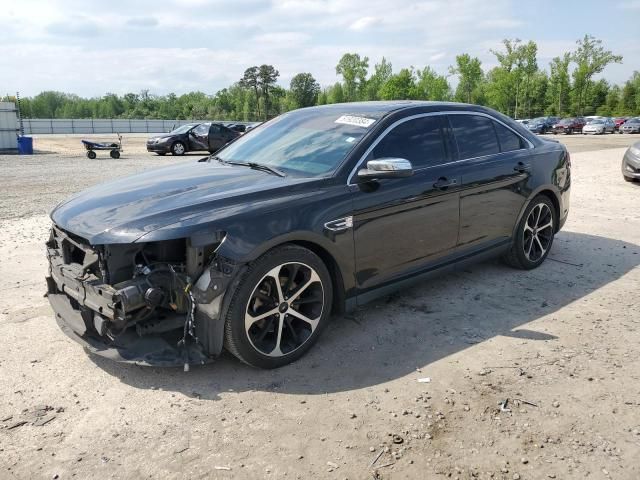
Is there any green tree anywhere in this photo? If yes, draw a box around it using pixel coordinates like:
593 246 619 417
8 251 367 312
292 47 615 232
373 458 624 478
336 53 369 101
289 73 320 108
415 67 451 100
379 68 417 100
326 82 345 104
365 57 393 100
619 72 639 115
546 54 571 116
239 66 261 118
258 64 280 119
570 34 622 115
449 54 483 104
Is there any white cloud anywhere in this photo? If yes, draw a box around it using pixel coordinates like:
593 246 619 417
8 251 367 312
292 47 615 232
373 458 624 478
349 16 379 31
1 0 636 96
618 0 640 9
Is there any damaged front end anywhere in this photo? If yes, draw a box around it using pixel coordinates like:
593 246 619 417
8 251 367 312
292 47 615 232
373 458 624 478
46 225 239 368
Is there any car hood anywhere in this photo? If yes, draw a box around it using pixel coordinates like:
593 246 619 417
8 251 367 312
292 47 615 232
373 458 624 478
51 161 310 244
148 133 180 141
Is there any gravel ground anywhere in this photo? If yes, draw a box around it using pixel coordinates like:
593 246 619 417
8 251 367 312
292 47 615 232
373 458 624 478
0 133 639 480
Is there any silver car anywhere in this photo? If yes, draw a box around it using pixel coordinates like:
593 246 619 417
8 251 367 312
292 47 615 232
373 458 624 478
622 140 640 182
621 118 640 134
582 118 615 135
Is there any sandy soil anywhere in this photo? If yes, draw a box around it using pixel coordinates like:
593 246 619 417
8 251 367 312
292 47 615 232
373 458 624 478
0 134 639 480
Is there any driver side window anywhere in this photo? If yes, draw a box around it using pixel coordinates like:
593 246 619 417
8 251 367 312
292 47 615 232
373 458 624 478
369 115 448 169
194 124 209 135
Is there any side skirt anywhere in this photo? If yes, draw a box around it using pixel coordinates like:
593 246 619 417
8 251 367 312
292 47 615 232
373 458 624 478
345 239 511 312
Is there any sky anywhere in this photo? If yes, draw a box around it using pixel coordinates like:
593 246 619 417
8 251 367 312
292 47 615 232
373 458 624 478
1 0 638 98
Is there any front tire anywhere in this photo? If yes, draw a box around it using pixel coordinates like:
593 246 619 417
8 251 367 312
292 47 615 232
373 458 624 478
171 141 186 156
86 150 96 159
224 245 333 368
504 195 556 270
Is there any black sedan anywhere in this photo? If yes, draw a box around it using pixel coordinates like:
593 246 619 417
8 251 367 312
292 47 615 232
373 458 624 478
146 122 240 156
527 116 559 134
46 101 571 369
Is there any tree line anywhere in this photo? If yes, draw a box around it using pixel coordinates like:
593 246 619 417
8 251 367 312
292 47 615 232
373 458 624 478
5 35 640 122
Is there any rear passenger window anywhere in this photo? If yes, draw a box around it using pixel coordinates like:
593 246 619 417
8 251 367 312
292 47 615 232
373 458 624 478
493 121 524 152
370 116 447 168
449 115 499 159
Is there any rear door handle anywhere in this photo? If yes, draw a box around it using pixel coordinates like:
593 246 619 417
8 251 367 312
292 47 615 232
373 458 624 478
433 177 458 190
514 162 531 173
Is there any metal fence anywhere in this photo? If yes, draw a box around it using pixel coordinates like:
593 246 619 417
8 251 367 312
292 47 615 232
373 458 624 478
0 102 19 151
21 118 227 135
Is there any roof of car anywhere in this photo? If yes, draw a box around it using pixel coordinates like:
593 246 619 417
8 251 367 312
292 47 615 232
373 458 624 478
297 101 500 121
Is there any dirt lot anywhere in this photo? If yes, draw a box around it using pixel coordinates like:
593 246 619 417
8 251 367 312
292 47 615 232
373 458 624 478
1 133 639 480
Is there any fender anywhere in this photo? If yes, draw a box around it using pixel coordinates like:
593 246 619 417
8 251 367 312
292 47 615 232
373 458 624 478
511 184 563 238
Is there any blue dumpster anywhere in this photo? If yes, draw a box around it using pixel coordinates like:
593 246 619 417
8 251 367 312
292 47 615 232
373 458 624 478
17 136 33 155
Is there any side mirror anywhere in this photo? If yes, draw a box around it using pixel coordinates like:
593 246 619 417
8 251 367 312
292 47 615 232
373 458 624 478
357 158 413 180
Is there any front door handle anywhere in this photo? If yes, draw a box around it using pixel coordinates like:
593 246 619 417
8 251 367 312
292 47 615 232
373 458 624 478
433 177 458 190
514 162 531 173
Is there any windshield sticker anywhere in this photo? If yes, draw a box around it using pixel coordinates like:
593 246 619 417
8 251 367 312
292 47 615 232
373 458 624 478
345 136 356 143
335 115 376 128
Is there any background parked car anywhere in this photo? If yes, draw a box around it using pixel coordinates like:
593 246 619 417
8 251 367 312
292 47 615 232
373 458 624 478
147 122 240 155
527 116 559 134
552 117 586 135
622 140 640 182
614 117 629 133
620 117 640 134
582 118 615 135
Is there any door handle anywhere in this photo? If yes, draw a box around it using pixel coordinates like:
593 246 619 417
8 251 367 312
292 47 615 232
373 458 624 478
514 162 531 173
433 177 458 190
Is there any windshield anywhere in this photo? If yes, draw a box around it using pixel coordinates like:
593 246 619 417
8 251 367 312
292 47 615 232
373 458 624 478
590 119 604 125
559 119 574 125
171 124 196 134
531 117 545 123
628 118 640 124
216 109 378 177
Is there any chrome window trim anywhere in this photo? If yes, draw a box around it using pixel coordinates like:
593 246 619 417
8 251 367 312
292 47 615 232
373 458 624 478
346 110 534 185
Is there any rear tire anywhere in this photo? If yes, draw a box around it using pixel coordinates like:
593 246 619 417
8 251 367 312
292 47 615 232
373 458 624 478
87 150 96 159
223 244 333 369
110 150 120 159
504 195 556 270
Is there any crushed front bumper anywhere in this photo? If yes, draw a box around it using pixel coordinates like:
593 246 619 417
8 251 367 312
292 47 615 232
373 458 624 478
45 226 211 367
48 292 209 366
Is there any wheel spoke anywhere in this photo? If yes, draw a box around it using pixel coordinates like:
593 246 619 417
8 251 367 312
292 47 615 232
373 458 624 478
288 308 320 329
245 307 279 330
265 265 285 304
534 235 546 256
525 235 534 259
271 314 285 356
284 315 300 344
256 316 276 343
284 264 300 296
537 220 553 232
287 271 320 303
535 204 542 226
